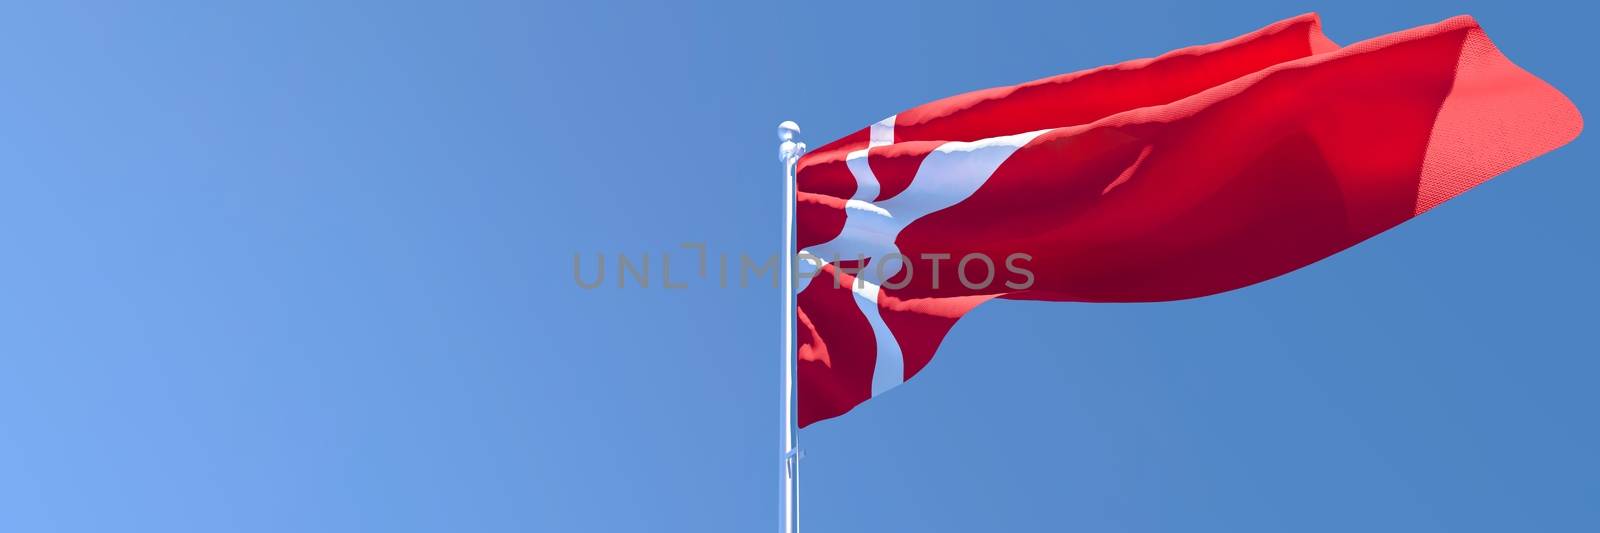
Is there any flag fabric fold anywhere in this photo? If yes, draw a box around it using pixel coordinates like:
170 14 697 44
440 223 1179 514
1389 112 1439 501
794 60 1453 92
795 13 1581 428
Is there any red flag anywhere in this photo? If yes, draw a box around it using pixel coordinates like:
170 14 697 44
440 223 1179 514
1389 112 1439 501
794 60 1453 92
794 13 1581 427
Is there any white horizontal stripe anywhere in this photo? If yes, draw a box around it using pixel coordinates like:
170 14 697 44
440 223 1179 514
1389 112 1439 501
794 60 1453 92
805 124 1048 398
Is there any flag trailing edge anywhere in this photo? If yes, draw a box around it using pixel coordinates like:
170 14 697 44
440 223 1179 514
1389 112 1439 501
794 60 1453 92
794 13 1582 428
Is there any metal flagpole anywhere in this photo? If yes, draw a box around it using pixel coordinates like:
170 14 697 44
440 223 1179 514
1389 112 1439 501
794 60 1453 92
778 120 805 533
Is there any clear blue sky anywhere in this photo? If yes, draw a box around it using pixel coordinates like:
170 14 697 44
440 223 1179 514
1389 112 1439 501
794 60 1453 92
0 1 1594 531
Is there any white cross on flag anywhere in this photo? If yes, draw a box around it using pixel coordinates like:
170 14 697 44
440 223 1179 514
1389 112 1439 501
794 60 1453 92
794 13 1581 427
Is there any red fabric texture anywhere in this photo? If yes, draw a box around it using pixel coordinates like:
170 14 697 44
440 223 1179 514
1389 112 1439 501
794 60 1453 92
795 13 1581 428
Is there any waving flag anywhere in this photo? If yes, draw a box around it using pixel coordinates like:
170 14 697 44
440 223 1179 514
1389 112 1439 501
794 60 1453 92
794 13 1581 427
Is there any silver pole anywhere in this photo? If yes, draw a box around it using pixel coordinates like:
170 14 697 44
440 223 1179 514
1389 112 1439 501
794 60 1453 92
778 120 805 533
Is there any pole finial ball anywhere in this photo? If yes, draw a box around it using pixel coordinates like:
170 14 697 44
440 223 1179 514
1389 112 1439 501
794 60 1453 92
778 121 801 142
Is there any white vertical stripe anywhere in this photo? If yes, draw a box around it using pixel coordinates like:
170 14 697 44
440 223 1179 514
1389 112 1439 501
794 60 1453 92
842 115 895 203
844 150 880 202
869 115 896 147
861 116 906 396
852 278 904 396
805 122 1048 399
806 128 1048 288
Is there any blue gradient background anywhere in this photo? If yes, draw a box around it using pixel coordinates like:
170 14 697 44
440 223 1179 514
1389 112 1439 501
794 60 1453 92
0 1 1595 531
